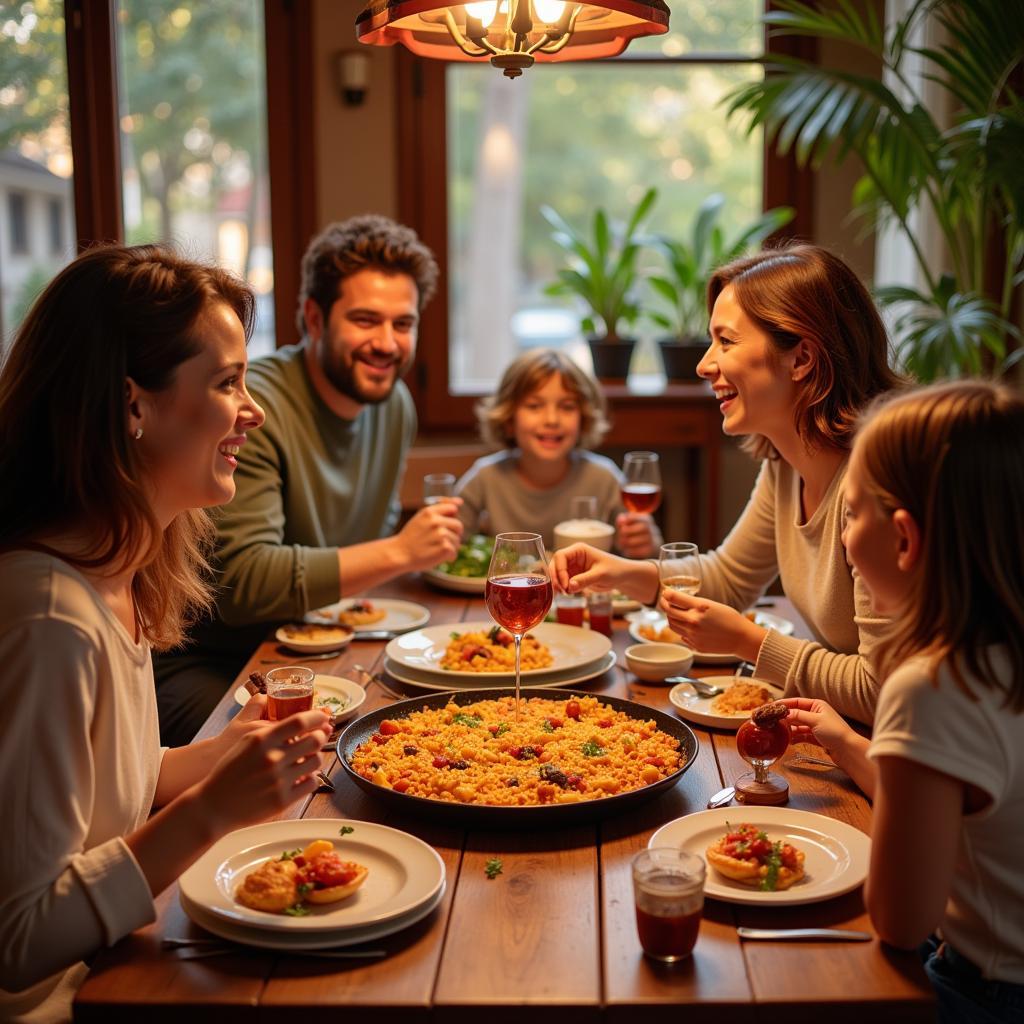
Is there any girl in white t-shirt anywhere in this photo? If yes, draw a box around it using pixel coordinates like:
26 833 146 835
0 246 333 1023
456 348 660 555
782 380 1024 1023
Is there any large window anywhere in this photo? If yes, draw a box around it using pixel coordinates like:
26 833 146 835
116 0 276 355
0 0 314 354
399 0 788 425
0 0 75 347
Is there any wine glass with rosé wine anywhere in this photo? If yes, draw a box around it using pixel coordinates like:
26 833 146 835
621 451 662 515
485 532 553 720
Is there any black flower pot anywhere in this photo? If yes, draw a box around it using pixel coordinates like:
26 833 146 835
587 336 637 381
658 336 707 381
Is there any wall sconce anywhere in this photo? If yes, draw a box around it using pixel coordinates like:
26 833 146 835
334 49 371 106
355 1 669 80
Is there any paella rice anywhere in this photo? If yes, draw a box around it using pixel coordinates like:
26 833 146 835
348 694 684 806
709 681 775 716
441 626 553 672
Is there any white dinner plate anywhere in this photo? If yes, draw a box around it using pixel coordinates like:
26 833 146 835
179 818 445 933
381 649 618 692
233 674 366 723
307 598 430 634
422 567 487 594
669 676 784 730
274 624 354 654
649 806 870 906
180 881 445 951
385 621 612 679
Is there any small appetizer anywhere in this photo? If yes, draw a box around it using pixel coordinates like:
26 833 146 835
236 840 368 914
705 822 806 891
337 600 387 627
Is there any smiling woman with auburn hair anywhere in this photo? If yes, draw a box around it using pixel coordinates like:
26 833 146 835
553 243 904 724
0 244 332 1024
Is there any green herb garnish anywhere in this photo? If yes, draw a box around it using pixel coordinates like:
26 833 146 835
452 712 483 728
297 882 314 898
450 631 462 639
581 740 604 757
484 857 504 880
284 903 311 916
494 722 510 737
759 841 783 892
541 720 555 733
338 825 355 837
279 848 302 861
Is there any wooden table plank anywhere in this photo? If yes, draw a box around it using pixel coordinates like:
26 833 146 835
434 826 603 1023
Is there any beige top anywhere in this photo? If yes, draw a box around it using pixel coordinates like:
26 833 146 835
0 551 160 1023
698 457 887 723
871 649 1024 982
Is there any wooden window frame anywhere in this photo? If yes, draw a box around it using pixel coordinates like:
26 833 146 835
396 11 815 429
62 0 316 349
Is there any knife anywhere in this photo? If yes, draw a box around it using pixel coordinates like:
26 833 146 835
737 927 872 942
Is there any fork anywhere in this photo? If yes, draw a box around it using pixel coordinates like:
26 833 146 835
351 663 404 701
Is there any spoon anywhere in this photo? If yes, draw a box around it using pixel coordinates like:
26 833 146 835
664 676 724 698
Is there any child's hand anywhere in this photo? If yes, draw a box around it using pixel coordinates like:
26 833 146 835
615 512 658 557
778 697 853 757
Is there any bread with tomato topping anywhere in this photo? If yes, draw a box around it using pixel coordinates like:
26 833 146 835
236 857 300 912
706 823 805 891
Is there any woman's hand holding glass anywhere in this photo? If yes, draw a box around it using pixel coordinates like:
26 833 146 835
615 513 659 558
658 590 766 663
196 706 333 833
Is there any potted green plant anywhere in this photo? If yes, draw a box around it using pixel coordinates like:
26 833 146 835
647 194 794 380
541 187 657 380
725 0 1023 380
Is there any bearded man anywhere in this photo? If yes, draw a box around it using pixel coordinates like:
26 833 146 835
154 216 463 746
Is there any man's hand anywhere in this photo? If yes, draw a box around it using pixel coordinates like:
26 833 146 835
394 498 464 571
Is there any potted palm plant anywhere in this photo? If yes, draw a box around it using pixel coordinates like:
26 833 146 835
541 187 657 380
725 0 1023 379
647 194 794 380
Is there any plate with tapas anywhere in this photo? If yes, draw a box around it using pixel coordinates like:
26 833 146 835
384 621 611 680
307 598 430 634
669 675 784 730
178 818 445 932
275 622 354 654
233 672 366 722
649 806 870 906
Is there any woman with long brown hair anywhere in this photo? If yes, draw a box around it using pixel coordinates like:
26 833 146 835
783 380 1024 1022
554 244 903 722
0 245 331 1023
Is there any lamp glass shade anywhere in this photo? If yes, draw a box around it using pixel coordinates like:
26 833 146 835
355 1 669 63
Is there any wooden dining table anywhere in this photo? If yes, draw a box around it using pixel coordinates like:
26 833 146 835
75 575 935 1023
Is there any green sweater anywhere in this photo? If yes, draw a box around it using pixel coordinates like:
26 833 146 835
201 344 416 654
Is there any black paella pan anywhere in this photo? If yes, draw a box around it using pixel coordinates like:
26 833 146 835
336 687 699 827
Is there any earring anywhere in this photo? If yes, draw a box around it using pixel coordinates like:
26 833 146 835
134 427 143 440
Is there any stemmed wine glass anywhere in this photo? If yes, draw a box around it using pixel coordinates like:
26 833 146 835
621 452 662 515
485 532 553 719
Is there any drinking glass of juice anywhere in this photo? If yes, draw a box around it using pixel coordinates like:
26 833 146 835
265 666 315 721
621 451 662 514
632 848 705 962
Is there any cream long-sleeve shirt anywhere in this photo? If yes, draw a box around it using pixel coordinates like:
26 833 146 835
0 551 161 1023
697 457 887 724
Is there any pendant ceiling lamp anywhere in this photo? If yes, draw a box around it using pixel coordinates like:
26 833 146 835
356 0 670 79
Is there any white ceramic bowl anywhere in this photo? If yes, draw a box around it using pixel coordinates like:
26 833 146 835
624 642 695 683
552 518 615 552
